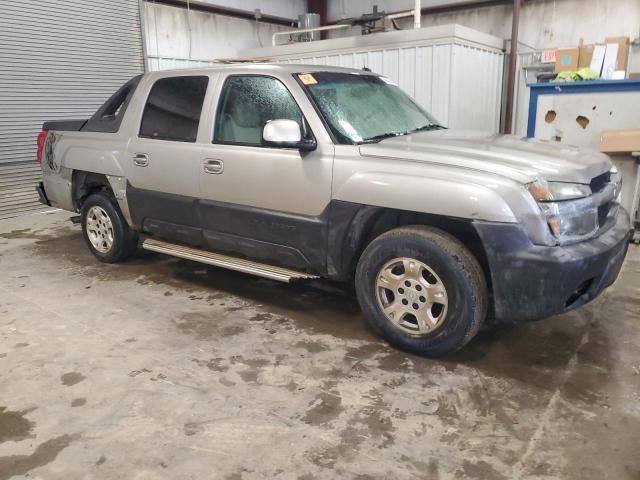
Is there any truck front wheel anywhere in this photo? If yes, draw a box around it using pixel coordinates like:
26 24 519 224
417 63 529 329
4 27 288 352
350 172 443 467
81 192 138 263
355 226 487 357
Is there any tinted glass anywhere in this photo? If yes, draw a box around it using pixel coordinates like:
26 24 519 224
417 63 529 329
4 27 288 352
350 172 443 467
298 72 439 144
214 76 303 146
82 75 142 133
139 76 209 142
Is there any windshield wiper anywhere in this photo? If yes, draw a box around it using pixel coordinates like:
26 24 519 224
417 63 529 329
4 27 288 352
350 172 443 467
358 124 445 144
359 131 408 144
410 123 445 133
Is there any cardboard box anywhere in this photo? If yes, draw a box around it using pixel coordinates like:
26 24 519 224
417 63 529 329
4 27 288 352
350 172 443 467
604 36 630 72
555 47 579 73
578 44 595 68
600 129 640 153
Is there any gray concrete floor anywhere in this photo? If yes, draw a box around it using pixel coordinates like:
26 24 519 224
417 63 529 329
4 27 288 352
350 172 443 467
0 210 639 480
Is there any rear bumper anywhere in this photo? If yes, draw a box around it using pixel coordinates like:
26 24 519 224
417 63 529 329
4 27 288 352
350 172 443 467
36 182 51 206
475 208 632 323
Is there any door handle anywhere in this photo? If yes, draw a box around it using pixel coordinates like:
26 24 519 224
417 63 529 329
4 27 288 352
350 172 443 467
203 159 224 174
133 153 149 167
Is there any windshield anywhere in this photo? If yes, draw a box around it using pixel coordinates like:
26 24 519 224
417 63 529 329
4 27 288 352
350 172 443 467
296 71 441 144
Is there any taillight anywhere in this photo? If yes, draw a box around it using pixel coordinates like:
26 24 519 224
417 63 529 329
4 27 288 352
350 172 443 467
36 129 49 163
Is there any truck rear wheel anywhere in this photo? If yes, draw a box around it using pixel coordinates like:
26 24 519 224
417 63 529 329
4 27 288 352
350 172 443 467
355 225 487 357
81 192 138 263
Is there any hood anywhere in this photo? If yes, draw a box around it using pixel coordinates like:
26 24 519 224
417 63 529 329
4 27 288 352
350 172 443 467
359 130 611 184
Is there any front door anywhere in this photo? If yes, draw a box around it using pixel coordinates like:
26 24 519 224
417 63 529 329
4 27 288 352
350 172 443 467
126 75 209 245
198 74 334 272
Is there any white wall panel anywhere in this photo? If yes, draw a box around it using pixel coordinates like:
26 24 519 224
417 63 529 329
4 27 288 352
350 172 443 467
354 52 368 70
449 44 504 131
367 50 384 76
327 54 341 66
430 44 452 126
382 49 400 83
143 2 292 70
339 53 355 68
415 46 433 112
398 48 416 98
242 25 504 132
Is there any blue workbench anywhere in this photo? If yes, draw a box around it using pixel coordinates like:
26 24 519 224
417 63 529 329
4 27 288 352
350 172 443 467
527 79 640 138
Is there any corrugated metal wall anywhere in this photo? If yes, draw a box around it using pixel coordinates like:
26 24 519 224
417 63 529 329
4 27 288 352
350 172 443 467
278 42 504 132
0 0 144 220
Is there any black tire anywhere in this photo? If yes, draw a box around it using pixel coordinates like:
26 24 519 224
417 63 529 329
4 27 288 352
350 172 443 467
355 225 487 357
80 191 138 263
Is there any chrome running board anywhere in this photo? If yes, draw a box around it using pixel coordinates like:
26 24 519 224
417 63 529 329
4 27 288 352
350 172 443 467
142 238 319 283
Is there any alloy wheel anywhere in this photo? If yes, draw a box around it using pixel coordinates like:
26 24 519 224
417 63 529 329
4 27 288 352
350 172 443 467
375 257 449 335
86 206 114 253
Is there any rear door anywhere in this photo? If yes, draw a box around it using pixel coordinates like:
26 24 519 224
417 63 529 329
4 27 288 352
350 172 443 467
126 75 209 245
198 73 335 272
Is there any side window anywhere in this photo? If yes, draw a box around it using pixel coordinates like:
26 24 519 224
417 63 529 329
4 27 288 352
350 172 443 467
139 76 209 142
214 76 303 146
82 75 142 133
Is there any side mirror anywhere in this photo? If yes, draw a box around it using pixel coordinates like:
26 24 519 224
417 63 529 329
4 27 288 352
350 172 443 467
262 119 316 151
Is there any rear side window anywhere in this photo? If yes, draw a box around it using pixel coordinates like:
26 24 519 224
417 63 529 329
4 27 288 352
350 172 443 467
82 75 142 133
139 76 209 142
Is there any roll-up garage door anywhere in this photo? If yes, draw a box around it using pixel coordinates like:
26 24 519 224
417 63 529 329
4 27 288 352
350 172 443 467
0 0 144 220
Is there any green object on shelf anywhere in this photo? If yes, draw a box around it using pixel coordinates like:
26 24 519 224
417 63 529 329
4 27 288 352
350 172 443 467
552 67 599 82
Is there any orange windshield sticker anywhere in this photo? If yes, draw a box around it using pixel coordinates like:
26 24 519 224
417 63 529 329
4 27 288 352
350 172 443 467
298 73 318 85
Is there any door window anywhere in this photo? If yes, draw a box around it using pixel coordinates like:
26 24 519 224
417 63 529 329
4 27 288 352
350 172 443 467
139 76 209 142
214 76 303 146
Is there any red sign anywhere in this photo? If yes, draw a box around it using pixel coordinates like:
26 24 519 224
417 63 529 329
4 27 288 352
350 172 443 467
542 49 557 64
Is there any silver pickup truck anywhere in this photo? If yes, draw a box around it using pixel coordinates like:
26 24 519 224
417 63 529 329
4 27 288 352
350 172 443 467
36 64 632 356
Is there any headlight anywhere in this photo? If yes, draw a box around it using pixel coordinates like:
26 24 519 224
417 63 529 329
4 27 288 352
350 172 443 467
528 179 591 201
528 179 597 244
610 165 622 201
537 198 598 242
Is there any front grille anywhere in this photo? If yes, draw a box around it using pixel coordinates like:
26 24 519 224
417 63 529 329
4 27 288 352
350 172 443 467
590 171 611 193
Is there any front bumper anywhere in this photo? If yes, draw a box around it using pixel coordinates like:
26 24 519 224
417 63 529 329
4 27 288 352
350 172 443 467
475 208 632 323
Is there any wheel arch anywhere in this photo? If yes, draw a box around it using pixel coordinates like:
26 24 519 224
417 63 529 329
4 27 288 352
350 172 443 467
328 203 491 291
72 171 134 227
72 170 112 210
